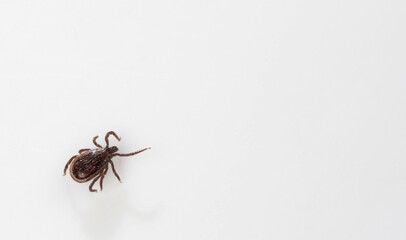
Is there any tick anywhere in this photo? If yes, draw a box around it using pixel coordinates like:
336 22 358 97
63 131 150 192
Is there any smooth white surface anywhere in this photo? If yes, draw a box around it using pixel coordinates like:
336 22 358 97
0 1 405 239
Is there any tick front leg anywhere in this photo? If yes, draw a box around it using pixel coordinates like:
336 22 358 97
63 155 77 176
89 175 101 192
78 148 90 154
112 148 151 157
99 165 109 191
93 136 102 148
105 131 121 148
109 160 121 182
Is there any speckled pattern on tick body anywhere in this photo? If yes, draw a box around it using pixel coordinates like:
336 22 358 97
63 131 150 192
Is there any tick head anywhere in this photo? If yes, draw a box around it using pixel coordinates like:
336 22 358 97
107 146 119 154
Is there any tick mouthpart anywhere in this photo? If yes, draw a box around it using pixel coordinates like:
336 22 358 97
108 146 119 154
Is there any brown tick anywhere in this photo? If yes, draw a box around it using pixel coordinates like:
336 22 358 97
63 131 150 192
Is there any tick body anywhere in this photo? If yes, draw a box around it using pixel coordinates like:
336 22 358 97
64 131 150 192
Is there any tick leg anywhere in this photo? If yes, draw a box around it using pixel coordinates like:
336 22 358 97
112 148 151 157
78 148 90 154
63 155 78 176
105 131 121 148
93 136 102 148
109 160 121 182
89 175 101 192
99 165 109 191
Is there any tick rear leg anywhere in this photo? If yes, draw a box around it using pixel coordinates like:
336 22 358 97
112 148 151 157
78 148 90 154
93 136 102 148
99 165 109 191
109 160 121 182
105 131 121 148
63 155 78 176
89 175 102 192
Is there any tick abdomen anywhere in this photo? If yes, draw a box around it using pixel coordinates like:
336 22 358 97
71 149 110 182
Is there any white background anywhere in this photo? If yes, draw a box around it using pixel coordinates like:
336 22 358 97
0 0 405 239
